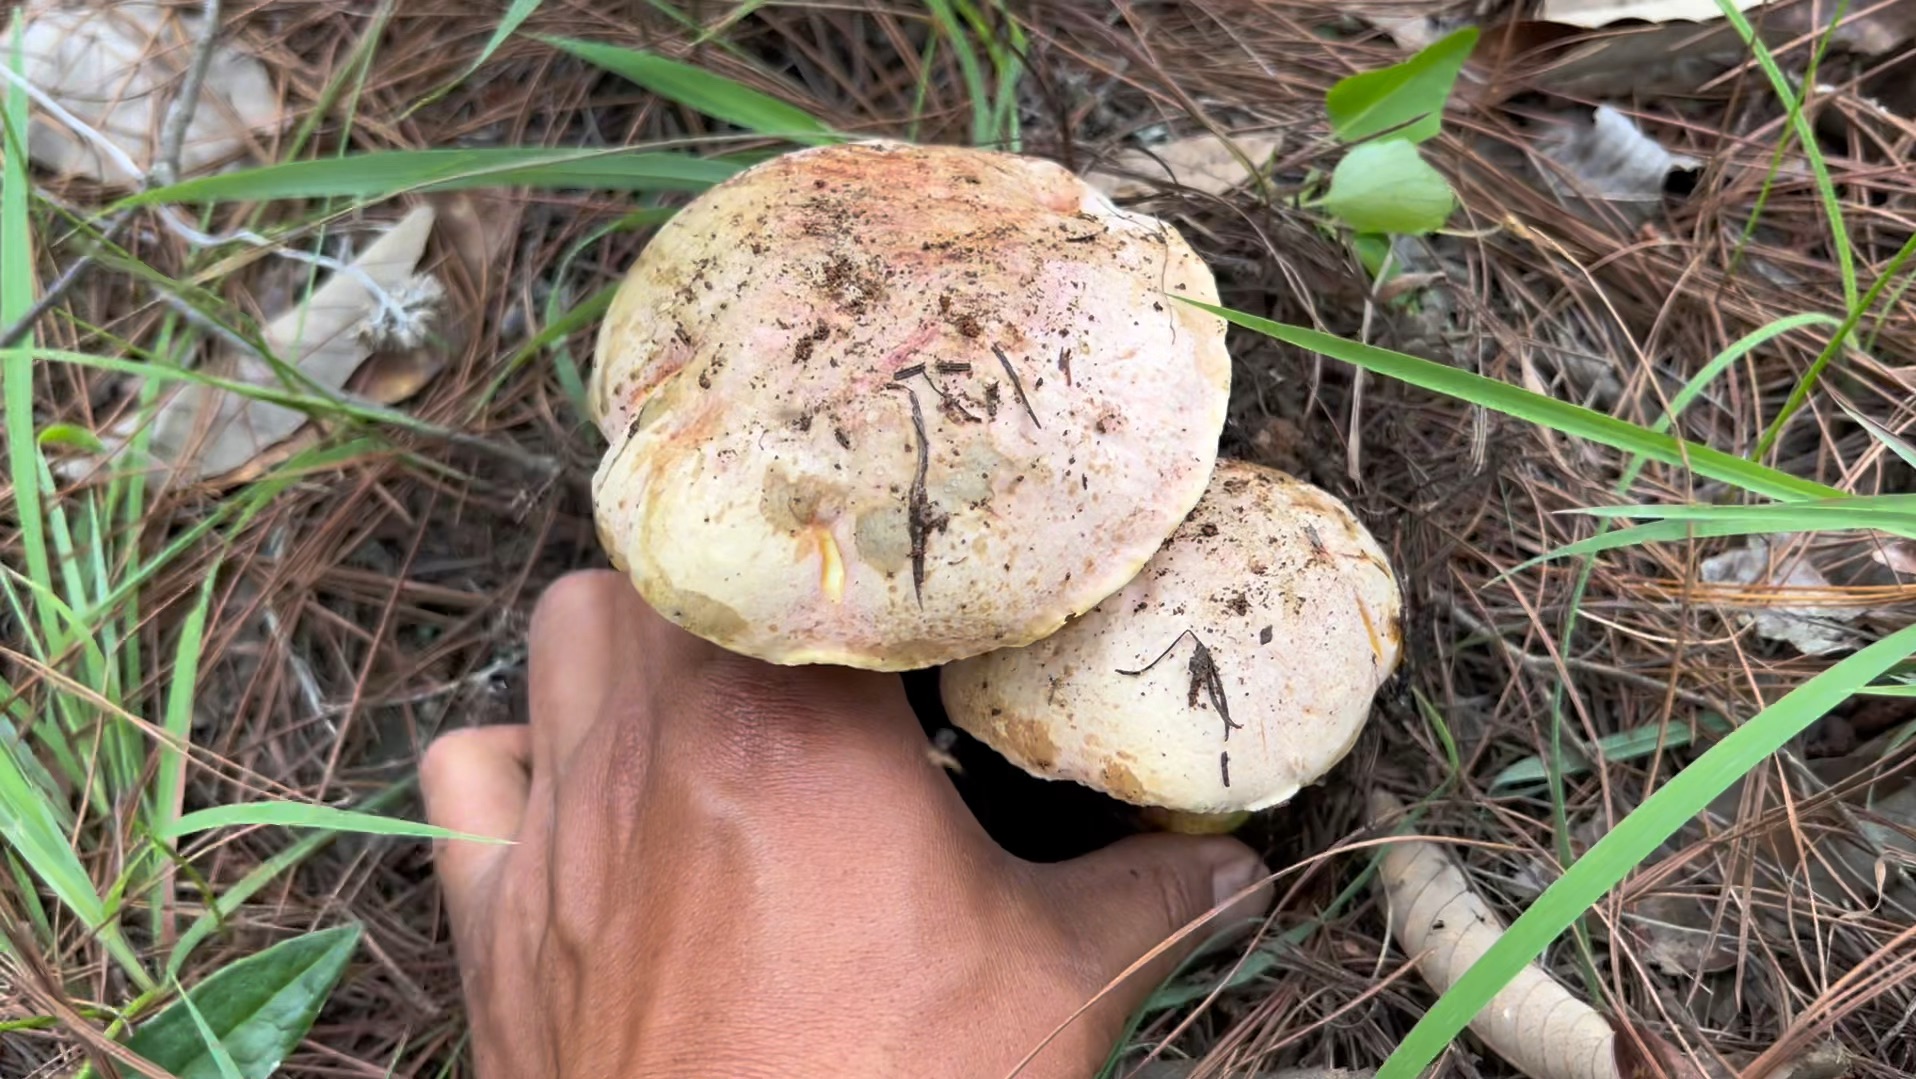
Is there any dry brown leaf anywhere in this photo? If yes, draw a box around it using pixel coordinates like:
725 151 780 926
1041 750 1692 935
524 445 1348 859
430 191 522 294
1371 790 1621 1079
1697 539 1868 656
68 207 442 487
1086 134 1283 200
12 0 280 185
1615 893 1738 978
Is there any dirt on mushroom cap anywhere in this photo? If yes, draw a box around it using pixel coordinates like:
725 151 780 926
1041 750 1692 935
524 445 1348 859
939 458 1403 814
589 140 1232 670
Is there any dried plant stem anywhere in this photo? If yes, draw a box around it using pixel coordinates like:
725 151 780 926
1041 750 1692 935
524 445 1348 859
155 0 225 187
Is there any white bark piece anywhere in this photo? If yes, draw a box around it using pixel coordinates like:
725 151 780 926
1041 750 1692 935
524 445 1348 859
1370 790 1621 1079
12 0 280 184
1541 0 1764 27
589 140 1232 671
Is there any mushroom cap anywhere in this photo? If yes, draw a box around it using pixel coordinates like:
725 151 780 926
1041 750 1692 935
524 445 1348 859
939 458 1402 814
588 140 1231 670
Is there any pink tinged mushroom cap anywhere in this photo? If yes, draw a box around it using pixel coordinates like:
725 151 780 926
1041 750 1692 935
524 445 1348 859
588 140 1232 670
939 459 1404 814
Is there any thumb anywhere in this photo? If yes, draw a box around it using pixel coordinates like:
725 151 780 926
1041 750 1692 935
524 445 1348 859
1041 832 1274 1022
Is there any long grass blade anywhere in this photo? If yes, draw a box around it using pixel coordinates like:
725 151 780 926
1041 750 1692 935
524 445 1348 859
153 573 220 836
124 148 741 205
158 801 507 843
539 36 840 145
1184 300 1836 502
166 782 413 976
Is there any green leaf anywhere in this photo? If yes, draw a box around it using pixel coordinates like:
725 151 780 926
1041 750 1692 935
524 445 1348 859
1375 618 1916 1079
158 800 508 844
36 422 106 453
126 925 361 1079
1351 232 1394 279
123 148 741 205
1321 140 1454 235
1489 715 1733 789
1181 300 1837 504
1325 27 1478 144
540 36 840 145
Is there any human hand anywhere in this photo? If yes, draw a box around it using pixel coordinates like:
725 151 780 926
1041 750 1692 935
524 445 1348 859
420 570 1273 1078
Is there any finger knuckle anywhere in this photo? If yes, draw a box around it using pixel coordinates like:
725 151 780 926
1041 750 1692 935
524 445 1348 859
529 570 626 638
418 728 480 788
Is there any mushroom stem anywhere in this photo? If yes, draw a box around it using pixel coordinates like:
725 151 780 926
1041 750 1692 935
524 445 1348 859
1142 808 1253 835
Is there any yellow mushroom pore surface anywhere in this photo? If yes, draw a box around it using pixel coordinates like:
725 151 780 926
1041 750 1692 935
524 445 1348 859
940 459 1404 814
588 140 1231 670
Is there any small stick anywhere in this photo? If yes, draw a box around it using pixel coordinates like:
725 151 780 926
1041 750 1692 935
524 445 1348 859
991 343 1041 428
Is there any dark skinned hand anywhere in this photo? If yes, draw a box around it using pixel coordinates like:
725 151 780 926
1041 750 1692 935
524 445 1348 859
419 570 1274 1078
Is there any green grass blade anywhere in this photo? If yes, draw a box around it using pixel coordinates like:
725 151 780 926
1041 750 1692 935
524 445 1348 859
2 22 52 617
539 36 839 145
922 0 996 146
158 800 507 843
1756 229 1916 459
1619 312 1842 489
405 0 544 117
1845 405 1916 473
1713 0 1855 310
123 148 741 205
1572 496 1916 523
152 573 220 835
1184 300 1836 502
1498 515 1916 579
165 781 414 977
951 0 1026 150
174 982 247 1079
1490 714 1732 789
0 736 106 928
1375 617 1916 1079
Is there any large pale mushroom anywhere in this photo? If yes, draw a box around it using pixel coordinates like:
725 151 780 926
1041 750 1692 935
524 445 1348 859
588 140 1231 671
939 458 1403 831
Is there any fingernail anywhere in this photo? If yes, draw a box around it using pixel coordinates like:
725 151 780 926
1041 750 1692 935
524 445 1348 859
1211 854 1264 907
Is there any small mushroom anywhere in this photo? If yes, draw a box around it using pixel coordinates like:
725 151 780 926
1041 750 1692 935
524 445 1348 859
588 140 1231 670
939 459 1402 829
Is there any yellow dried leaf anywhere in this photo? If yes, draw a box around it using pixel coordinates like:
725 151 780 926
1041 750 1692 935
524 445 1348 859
1370 791 1621 1079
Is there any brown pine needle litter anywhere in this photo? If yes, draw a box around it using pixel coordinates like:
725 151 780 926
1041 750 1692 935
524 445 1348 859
5 1 1916 1077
